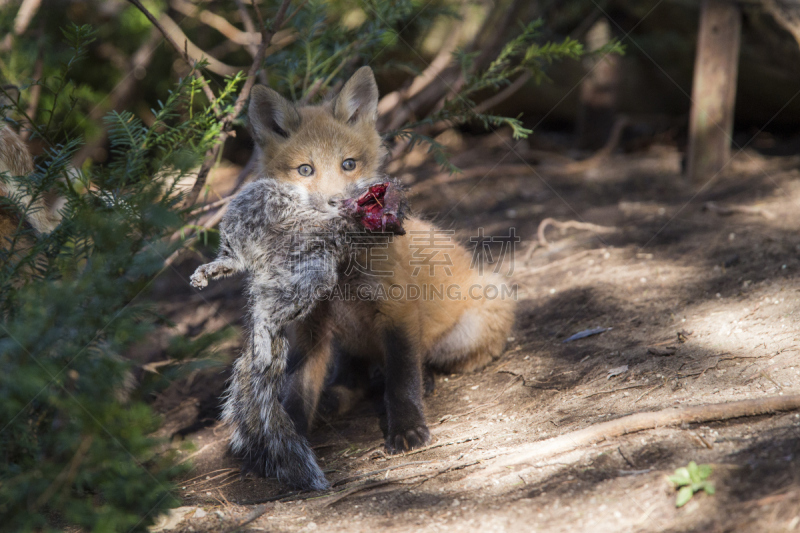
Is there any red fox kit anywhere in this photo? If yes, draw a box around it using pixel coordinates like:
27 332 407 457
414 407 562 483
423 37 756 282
215 66 515 489
191 177 408 490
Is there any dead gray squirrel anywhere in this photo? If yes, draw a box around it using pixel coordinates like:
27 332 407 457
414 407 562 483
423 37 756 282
190 177 407 490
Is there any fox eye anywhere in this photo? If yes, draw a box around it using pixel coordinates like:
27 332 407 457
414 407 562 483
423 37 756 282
342 158 356 171
297 164 314 177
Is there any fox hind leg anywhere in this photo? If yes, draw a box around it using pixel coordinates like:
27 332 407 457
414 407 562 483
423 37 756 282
282 303 335 436
317 348 372 417
427 300 514 374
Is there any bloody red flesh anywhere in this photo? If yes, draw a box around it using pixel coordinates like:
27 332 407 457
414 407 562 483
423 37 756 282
341 182 405 234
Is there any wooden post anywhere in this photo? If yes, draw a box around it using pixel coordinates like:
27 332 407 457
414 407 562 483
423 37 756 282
686 0 742 183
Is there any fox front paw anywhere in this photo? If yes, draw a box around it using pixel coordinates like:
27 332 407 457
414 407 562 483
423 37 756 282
386 425 431 454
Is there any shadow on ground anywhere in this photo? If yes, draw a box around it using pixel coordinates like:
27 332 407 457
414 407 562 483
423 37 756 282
141 138 800 532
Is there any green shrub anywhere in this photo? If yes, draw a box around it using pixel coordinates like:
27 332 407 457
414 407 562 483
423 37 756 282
0 2 617 530
0 24 237 532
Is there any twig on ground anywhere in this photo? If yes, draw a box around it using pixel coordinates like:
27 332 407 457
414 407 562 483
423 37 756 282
702 201 777 220
402 436 483 456
484 394 800 473
181 467 239 485
321 474 421 507
234 490 302 506
750 490 798 507
323 460 487 507
203 476 245 493
444 373 526 421
182 469 240 490
332 460 433 487
400 459 487 494
677 354 765 379
634 383 663 403
222 504 271 533
495 369 565 391
175 436 228 465
618 446 636 468
581 382 651 399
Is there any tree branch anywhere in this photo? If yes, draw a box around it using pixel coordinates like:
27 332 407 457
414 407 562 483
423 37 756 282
232 0 260 56
13 0 42 35
473 72 531 114
0 0 42 51
20 55 43 142
182 0 292 208
158 13 246 76
72 26 163 167
125 0 217 104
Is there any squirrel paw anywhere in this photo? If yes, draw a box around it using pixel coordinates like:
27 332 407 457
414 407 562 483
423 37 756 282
190 268 208 289
190 262 233 289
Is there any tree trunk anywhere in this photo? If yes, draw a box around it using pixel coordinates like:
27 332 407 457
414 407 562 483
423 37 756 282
686 0 742 183
577 18 620 150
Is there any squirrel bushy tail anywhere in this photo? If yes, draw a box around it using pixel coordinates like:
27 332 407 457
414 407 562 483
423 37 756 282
223 327 328 490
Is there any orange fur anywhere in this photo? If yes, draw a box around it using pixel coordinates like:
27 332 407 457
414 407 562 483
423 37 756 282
251 68 516 431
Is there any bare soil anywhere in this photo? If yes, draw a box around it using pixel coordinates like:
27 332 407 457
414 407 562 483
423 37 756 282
146 132 800 533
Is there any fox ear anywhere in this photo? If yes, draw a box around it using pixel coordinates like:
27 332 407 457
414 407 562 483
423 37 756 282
333 67 379 124
248 85 301 144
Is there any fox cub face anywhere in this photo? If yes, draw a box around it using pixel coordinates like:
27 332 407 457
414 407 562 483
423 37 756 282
248 67 387 199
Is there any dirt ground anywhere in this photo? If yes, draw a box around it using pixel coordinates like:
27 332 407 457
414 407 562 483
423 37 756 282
146 130 800 533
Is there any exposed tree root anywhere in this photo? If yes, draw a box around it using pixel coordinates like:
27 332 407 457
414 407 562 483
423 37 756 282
557 116 630 173
536 217 617 248
414 164 535 191
763 0 800 49
522 218 617 263
486 394 800 473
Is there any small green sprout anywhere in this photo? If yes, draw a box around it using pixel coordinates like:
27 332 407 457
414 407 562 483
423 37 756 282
669 461 715 507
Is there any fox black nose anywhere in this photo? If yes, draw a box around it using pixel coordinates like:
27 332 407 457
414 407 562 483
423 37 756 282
328 194 344 206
